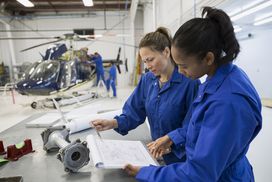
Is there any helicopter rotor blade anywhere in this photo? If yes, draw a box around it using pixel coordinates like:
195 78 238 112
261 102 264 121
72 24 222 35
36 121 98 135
125 58 128 72
20 39 63 52
0 36 60 40
116 65 121 74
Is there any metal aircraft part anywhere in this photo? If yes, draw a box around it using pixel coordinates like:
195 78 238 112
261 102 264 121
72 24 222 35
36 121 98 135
41 125 70 152
57 140 89 173
31 92 98 109
40 109 121 172
41 125 90 173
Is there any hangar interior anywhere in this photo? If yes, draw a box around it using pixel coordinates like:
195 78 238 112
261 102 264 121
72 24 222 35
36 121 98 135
0 0 271 181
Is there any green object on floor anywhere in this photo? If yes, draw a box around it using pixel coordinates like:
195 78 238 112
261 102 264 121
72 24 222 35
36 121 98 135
0 157 9 166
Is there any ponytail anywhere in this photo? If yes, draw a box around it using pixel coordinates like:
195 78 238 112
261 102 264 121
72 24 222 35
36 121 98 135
139 27 172 52
173 6 240 64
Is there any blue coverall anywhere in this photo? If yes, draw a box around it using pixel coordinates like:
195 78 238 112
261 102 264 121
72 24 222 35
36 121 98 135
136 63 262 182
91 54 105 86
114 67 199 164
106 64 117 97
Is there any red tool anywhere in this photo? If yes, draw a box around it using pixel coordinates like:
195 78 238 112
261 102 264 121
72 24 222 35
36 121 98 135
5 139 35 161
0 140 6 155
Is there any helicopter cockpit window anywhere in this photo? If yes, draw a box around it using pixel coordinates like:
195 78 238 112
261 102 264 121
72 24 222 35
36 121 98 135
30 61 60 82
70 60 77 83
20 62 39 81
59 60 77 89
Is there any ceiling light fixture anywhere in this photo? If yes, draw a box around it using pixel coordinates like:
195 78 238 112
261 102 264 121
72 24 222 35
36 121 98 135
255 11 272 21
231 0 272 21
228 0 263 16
82 0 94 7
16 0 34 7
254 16 272 25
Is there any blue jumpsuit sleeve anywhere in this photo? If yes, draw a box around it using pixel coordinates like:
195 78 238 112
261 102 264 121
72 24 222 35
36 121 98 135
114 76 147 135
170 79 199 158
167 111 189 146
168 79 199 147
136 96 260 182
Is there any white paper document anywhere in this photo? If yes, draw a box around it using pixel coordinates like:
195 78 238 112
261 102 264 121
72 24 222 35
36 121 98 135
87 135 158 168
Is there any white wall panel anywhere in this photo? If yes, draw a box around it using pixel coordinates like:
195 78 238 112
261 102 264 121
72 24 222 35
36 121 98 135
143 2 154 33
235 29 272 98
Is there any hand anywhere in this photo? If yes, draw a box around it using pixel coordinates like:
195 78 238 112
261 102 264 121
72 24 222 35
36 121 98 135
147 135 173 158
123 164 141 177
91 119 118 131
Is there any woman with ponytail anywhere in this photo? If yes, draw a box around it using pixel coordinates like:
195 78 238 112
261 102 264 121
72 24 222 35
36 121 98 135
124 7 262 182
92 27 199 165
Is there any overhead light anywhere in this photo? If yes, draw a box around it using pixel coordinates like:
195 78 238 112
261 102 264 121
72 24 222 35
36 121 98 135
254 16 272 25
231 0 272 21
233 25 242 33
228 0 263 16
254 11 272 25
255 11 272 20
82 0 94 7
16 0 34 7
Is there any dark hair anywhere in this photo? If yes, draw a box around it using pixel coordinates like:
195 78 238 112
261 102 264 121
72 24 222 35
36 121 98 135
139 27 172 52
173 6 240 64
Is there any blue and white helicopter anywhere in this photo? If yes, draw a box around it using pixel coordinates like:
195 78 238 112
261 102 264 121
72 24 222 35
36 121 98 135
14 34 126 95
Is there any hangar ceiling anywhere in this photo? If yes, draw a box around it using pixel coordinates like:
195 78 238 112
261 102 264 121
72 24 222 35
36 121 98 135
0 0 131 16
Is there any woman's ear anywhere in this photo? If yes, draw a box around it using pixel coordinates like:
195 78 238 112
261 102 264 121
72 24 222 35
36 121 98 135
204 52 215 66
163 47 171 58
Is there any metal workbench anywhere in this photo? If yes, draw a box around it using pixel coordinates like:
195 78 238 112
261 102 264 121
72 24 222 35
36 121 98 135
0 114 152 182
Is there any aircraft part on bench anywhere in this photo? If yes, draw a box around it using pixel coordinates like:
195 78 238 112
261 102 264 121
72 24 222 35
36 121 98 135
41 109 121 172
31 92 98 109
41 125 89 173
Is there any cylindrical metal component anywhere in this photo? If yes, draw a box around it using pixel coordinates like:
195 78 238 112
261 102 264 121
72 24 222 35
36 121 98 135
57 140 90 173
51 132 69 148
41 126 89 172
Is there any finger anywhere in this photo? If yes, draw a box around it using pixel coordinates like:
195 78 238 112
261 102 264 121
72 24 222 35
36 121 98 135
154 150 160 158
92 120 101 126
166 148 171 154
123 164 129 171
123 167 130 175
148 145 155 152
91 121 97 126
157 150 163 158
124 164 133 176
146 141 155 147
158 150 164 158
150 147 157 156
148 146 154 153
150 150 155 158
96 125 103 131
147 144 157 151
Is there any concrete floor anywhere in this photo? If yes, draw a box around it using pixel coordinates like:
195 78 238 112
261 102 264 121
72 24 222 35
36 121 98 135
0 86 271 181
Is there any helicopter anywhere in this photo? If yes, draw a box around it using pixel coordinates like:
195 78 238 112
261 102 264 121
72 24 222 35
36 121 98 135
12 34 128 95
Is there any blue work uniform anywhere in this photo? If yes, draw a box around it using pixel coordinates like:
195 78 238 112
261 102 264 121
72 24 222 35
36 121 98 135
106 64 117 97
114 67 199 164
91 54 105 85
136 63 262 181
